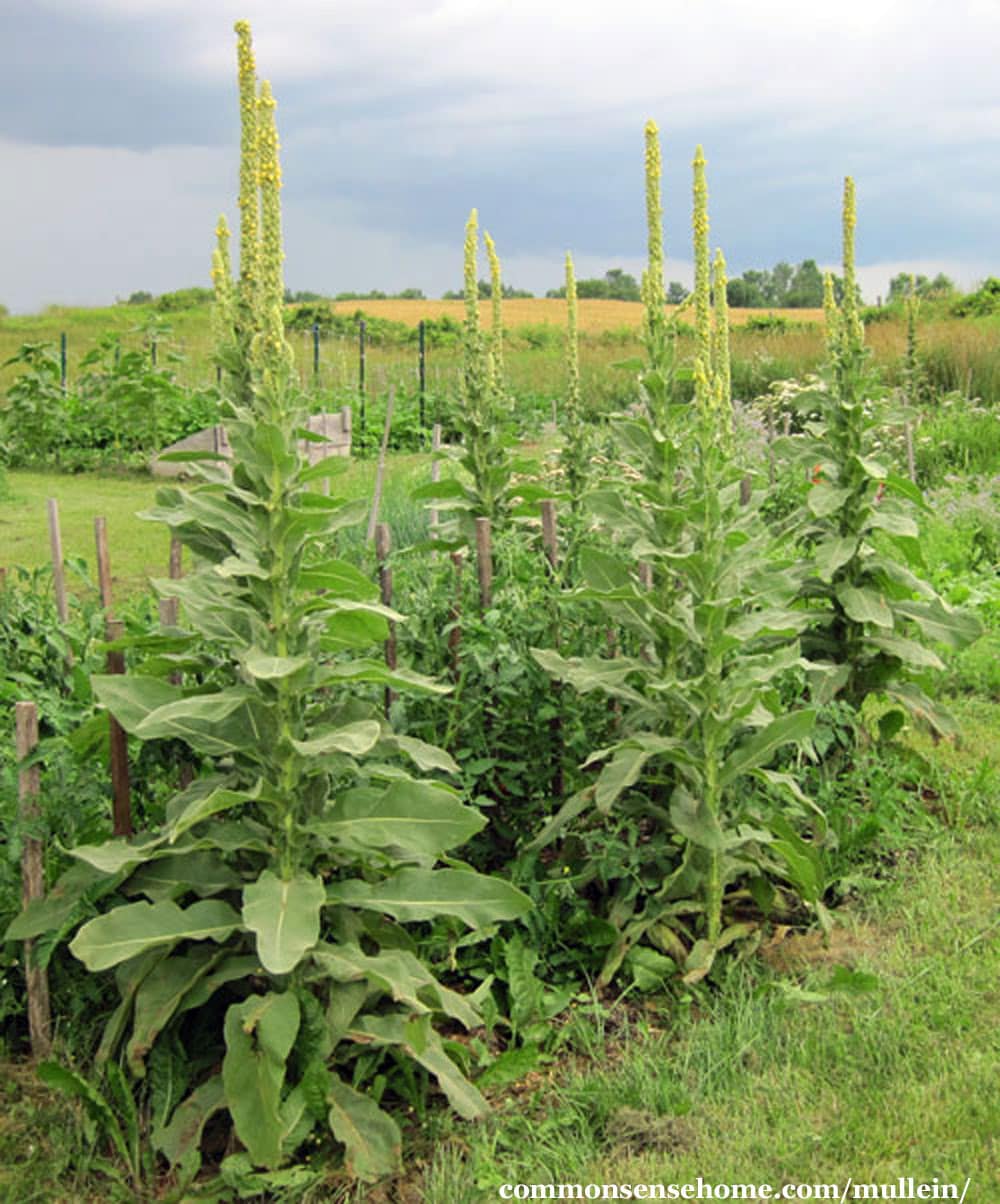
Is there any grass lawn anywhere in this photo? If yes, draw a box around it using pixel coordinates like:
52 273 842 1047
1 701 996 1202
1 458 434 598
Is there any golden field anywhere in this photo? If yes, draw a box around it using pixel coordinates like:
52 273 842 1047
330 298 825 332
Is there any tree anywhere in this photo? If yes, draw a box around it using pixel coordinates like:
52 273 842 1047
785 258 824 307
726 277 765 308
666 281 689 304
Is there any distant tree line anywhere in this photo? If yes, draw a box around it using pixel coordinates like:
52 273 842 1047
119 265 972 316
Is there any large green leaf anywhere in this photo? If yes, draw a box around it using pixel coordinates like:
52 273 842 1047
836 585 893 629
69 899 242 972
720 709 816 787
316 782 484 858
312 943 478 1028
242 871 324 975
290 720 381 759
241 649 312 681
318 659 450 695
807 484 851 518
70 832 168 876
90 675 182 734
297 558 377 600
223 992 300 1170
327 1078 402 1183
5 861 111 940
894 599 982 649
127 948 221 1076
379 734 459 775
135 691 268 756
670 787 726 852
352 1014 487 1120
155 1075 226 1172
868 633 944 671
125 852 242 902
813 535 858 583
166 782 264 844
326 869 531 928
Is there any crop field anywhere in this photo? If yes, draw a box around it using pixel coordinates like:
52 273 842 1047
1 18 999 1204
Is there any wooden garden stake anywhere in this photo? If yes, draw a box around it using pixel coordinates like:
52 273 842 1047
15 701 52 1059
94 516 114 613
366 386 396 544
475 517 493 611
159 537 183 629
47 499 70 626
740 474 752 506
375 523 396 715
105 618 133 837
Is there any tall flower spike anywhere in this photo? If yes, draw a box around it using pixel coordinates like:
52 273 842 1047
235 20 260 319
822 270 841 358
211 215 235 347
841 176 864 353
484 232 504 391
711 247 731 416
643 120 666 348
463 210 480 338
254 79 293 379
692 145 712 377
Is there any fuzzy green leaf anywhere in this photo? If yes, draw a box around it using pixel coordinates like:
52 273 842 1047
327 1078 402 1182
69 899 242 972
242 871 325 975
836 585 894 629
720 709 816 787
223 992 300 1170
326 869 531 928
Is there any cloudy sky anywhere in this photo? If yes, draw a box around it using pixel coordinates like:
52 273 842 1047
1 0 998 312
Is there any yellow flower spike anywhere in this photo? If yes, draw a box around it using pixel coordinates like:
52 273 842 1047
484 232 504 391
253 79 293 378
565 251 580 418
822 270 842 358
711 247 731 413
211 215 235 347
643 120 666 346
234 20 260 317
841 176 864 353
692 145 712 377
463 209 480 337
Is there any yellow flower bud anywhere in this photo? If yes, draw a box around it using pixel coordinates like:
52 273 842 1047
692 145 712 376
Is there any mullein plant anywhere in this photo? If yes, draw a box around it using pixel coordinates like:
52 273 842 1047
791 180 979 734
415 210 544 542
7 21 528 1187
534 126 822 986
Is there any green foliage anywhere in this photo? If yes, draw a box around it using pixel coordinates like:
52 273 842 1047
0 336 217 470
784 295 981 733
155 287 215 313
950 276 1000 316
547 268 641 301
887 271 955 303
